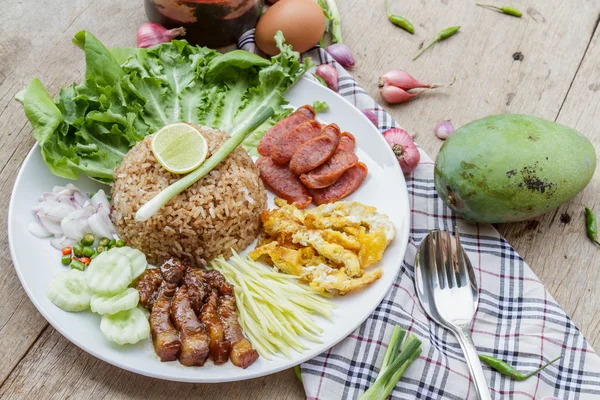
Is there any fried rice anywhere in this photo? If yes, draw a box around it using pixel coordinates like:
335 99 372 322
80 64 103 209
110 126 267 267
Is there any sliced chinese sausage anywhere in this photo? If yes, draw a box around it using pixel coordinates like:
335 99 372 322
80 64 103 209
312 162 368 205
300 150 359 189
338 132 356 152
257 105 315 157
270 119 322 165
256 157 312 208
289 124 341 175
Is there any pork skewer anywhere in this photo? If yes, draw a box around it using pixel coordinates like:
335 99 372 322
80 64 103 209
218 294 259 369
201 290 230 364
149 281 181 362
171 285 211 366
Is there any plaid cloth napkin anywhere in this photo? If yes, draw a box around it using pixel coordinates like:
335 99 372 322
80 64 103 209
239 31 600 399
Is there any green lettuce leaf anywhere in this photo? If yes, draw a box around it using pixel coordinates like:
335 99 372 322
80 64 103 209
21 30 311 182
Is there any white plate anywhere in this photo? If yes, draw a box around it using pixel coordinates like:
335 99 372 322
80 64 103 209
8 78 410 383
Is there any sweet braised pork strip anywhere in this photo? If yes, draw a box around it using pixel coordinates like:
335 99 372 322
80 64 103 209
201 290 230 364
171 285 211 366
149 281 181 362
136 268 163 310
183 268 208 316
203 270 235 296
161 257 186 284
218 294 259 369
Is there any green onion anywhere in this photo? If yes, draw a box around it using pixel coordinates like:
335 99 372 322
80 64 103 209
358 326 422 400
135 106 274 222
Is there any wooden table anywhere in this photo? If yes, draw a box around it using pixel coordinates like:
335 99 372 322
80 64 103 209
1 0 599 398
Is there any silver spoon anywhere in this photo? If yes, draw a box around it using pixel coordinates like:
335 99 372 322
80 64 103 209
415 228 491 400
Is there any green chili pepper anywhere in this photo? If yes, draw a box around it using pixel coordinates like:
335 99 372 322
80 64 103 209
82 246 95 257
585 208 600 246
479 354 562 381
81 233 95 246
413 26 460 60
73 244 84 258
476 4 522 17
98 237 110 247
70 259 86 271
61 255 72 265
385 0 414 34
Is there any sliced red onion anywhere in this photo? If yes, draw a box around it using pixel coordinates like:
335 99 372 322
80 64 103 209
61 217 86 239
31 183 116 245
88 210 115 238
28 221 52 238
50 236 78 250
73 191 88 207
38 214 63 235
45 203 75 221
91 190 111 212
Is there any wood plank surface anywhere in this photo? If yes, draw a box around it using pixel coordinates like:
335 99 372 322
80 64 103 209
0 0 598 398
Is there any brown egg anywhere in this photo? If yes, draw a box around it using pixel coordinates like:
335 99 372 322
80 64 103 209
255 0 326 56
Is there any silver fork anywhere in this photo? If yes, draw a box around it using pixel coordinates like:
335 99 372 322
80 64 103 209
415 229 492 400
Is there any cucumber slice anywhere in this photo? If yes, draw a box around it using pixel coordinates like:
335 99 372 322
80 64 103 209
90 288 140 315
100 307 150 345
86 251 133 295
112 247 147 279
46 270 91 312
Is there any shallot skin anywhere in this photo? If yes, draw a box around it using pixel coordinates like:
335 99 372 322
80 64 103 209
434 120 454 140
379 69 433 90
137 22 186 49
315 64 339 92
379 85 420 104
383 128 420 174
326 44 355 68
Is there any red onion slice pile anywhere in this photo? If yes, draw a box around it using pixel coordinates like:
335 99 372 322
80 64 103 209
28 184 116 249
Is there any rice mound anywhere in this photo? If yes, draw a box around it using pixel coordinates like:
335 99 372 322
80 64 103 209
110 126 267 267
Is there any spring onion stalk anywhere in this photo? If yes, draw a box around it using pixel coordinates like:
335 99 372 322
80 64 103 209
358 326 422 400
318 0 343 44
135 106 274 221
208 251 336 359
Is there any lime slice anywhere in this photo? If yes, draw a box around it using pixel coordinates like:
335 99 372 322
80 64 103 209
151 123 208 174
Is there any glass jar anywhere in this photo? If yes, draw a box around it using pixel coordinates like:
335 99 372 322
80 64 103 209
145 0 263 47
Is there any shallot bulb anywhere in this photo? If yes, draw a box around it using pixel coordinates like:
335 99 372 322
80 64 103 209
326 44 355 68
434 120 454 140
383 128 420 175
378 69 455 104
137 22 186 48
361 109 378 127
380 85 422 104
315 64 339 92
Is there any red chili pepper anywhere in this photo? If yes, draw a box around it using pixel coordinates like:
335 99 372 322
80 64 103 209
62 247 72 255
80 257 91 266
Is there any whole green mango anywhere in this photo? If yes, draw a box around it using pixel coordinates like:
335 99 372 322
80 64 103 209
434 114 596 223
